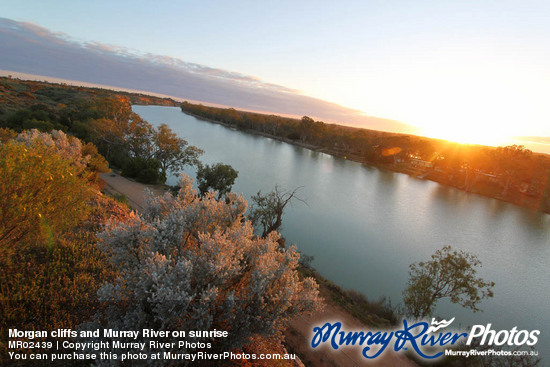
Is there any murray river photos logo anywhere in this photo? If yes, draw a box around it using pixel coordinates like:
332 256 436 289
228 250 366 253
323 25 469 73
311 318 540 360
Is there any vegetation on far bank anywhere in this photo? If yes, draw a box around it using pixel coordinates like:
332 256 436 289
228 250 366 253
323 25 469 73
180 101 550 213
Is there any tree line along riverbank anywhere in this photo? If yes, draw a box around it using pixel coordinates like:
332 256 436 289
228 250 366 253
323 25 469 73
180 101 550 214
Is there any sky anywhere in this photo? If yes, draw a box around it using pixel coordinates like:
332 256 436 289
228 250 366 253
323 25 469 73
2 0 550 146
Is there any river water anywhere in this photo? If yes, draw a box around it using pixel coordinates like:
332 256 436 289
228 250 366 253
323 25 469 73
134 105 550 359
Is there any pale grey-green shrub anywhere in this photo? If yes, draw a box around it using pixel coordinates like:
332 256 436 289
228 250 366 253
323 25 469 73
85 175 320 365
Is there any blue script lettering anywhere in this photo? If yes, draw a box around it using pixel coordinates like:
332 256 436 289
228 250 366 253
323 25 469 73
394 320 445 359
311 322 393 359
361 330 394 359
311 319 466 360
311 322 342 349
422 330 467 346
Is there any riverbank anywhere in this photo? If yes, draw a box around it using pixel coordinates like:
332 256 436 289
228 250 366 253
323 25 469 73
182 110 550 215
99 172 416 366
182 111 321 151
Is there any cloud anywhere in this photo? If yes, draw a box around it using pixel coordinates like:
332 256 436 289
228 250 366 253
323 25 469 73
0 17 416 133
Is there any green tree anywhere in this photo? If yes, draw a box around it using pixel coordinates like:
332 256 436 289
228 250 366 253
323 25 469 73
122 156 165 184
88 103 202 183
86 98 149 166
87 117 127 164
152 123 203 177
248 186 304 238
93 96 133 124
403 246 494 319
494 145 533 196
298 116 324 144
126 113 154 159
196 162 239 199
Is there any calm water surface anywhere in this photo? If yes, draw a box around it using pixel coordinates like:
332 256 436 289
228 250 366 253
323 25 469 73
134 106 550 359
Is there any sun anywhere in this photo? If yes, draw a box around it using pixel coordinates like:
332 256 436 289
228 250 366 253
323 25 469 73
345 54 550 148
397 80 527 147
418 123 512 147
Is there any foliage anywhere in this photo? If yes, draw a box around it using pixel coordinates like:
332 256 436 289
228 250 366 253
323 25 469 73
196 162 239 199
403 246 494 319
16 129 88 167
86 100 143 166
0 77 177 147
0 230 113 335
0 79 193 185
493 145 535 195
85 100 202 184
121 156 166 184
298 116 325 144
0 132 125 365
0 127 17 143
0 194 129 366
0 140 93 249
87 175 320 358
248 186 304 238
126 113 155 159
153 123 203 177
81 142 110 182
3 104 63 132
15 129 109 183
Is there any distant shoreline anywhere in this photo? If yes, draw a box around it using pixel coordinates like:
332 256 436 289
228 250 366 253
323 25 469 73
179 109 550 215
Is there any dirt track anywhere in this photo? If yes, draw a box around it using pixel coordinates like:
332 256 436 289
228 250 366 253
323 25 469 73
100 172 169 210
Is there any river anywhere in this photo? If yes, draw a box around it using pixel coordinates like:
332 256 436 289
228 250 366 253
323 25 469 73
134 105 550 360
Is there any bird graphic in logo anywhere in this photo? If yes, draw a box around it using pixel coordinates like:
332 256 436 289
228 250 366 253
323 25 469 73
426 317 456 333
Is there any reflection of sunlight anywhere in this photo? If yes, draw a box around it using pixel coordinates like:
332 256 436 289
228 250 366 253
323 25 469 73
320 157 334 173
